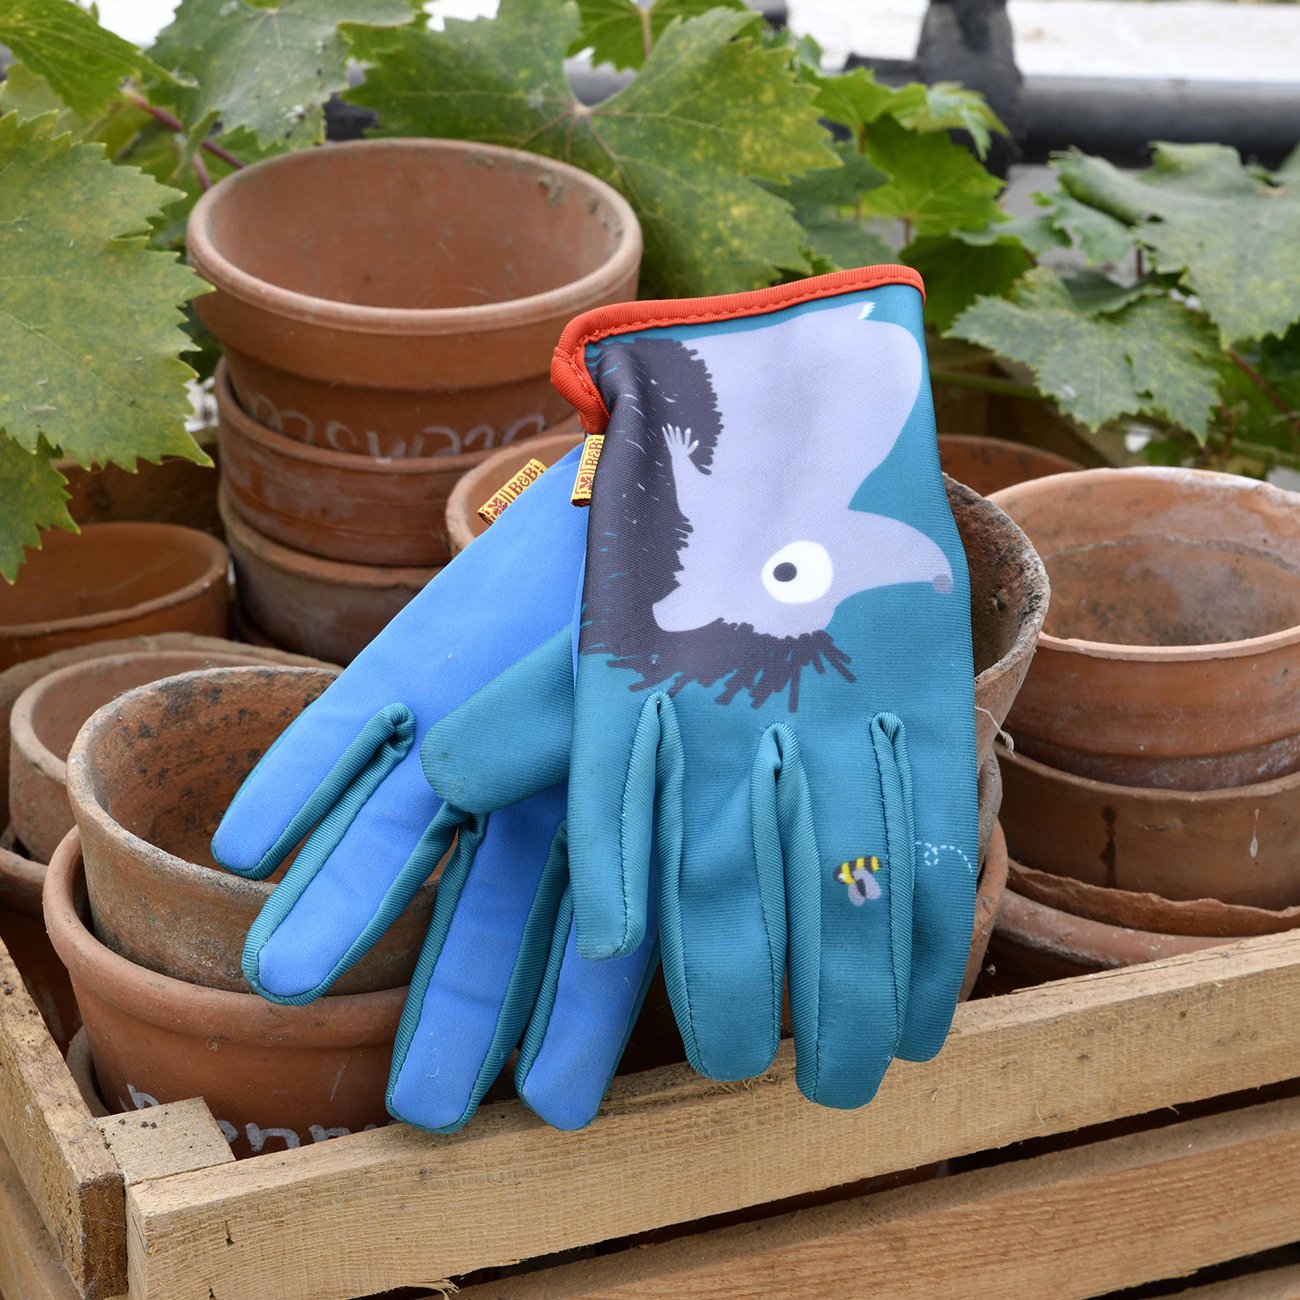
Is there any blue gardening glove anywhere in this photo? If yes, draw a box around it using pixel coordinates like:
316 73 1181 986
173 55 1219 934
426 269 978 1109
211 445 659 1132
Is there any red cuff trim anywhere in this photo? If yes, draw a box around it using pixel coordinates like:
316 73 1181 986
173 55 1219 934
550 265 925 434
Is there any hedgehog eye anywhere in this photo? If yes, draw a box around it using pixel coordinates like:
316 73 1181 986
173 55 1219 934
762 541 833 605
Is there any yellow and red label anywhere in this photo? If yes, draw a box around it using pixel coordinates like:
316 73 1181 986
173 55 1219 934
476 458 549 527
570 434 605 507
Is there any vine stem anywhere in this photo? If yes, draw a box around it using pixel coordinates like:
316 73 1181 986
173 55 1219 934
928 368 1040 400
122 89 244 171
1227 348 1300 448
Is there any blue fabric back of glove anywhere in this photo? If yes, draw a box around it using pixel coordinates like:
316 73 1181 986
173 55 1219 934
563 274 978 1106
213 445 659 1133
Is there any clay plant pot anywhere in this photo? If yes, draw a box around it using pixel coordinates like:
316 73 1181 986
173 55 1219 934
998 743 1300 910
936 434 1081 498
65 665 436 994
962 819 1009 999
9 643 327 864
992 468 1300 790
0 838 80 1051
64 1028 109 1119
221 489 435 665
987 883 1224 990
45 829 404 1158
1007 858 1300 939
216 359 579 567
0 632 319 830
447 432 1051 772
0 523 229 672
188 138 641 460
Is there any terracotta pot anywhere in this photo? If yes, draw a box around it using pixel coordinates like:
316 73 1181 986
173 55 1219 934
221 490 435 665
992 468 1300 790
447 433 1051 771
188 138 641 460
0 838 80 1050
0 632 320 831
216 359 577 567
66 665 437 993
937 434 1081 498
10 644 328 864
0 523 229 672
64 1027 110 1119
45 829 403 1158
962 818 1009 999
998 743 1300 909
1007 858 1300 939
987 883 1224 989
58 429 221 538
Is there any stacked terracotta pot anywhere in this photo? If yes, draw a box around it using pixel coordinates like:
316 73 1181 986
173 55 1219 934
985 468 1300 985
188 138 642 663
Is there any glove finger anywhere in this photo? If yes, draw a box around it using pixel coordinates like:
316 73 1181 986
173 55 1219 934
213 687 415 880
516 865 661 1131
422 629 573 815
386 787 568 1133
655 715 784 1082
784 713 914 1108
244 749 453 1002
568 691 672 962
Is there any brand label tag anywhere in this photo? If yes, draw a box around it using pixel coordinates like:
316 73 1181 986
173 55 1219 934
570 434 605 507
476 458 549 527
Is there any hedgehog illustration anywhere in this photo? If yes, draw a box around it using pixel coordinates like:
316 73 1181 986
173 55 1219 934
581 301 953 710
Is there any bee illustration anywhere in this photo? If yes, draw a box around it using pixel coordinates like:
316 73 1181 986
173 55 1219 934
834 855 882 906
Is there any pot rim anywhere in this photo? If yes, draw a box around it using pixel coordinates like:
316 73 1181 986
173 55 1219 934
991 467 1300 663
64 665 339 908
998 739 1300 803
217 359 518 474
0 524 229 641
11 648 291 791
44 827 406 1043
997 884 1226 962
935 433 1082 474
187 138 643 337
220 488 438 587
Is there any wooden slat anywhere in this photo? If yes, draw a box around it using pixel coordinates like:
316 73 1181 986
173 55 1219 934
97 1100 234 1187
125 931 1300 1300
0 1141 83 1300
456 1095 1300 1300
0 936 124 1298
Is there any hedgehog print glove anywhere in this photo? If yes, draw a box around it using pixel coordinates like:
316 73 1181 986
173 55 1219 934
211 445 659 1132
426 268 979 1108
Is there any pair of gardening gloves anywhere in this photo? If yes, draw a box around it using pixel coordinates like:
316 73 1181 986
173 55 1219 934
211 268 979 1133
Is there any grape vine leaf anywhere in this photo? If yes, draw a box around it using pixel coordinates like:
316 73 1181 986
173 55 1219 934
904 235 1031 333
145 0 419 150
0 0 174 118
573 0 746 71
0 111 209 564
345 0 837 297
855 117 1002 237
0 437 76 583
951 266 1220 436
1056 144 1300 345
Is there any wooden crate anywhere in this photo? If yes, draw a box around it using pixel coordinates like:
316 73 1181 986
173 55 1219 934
2 927 1299 1300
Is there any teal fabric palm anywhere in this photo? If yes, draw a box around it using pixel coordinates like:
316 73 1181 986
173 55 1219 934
425 269 979 1109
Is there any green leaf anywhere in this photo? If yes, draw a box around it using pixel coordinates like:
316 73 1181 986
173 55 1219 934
1276 145 1300 184
1059 270 1154 315
957 210 1068 258
812 67 918 131
1056 144 1300 344
0 0 172 118
0 437 75 584
797 212 895 271
573 0 746 71
905 234 1031 333
891 81 1006 159
951 266 1220 436
146 0 418 150
857 116 1002 237
0 111 208 473
346 1 837 297
1041 190 1135 264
